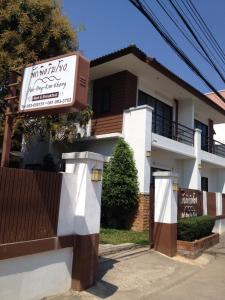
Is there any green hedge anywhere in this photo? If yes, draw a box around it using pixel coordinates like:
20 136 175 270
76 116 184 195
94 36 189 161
177 216 215 242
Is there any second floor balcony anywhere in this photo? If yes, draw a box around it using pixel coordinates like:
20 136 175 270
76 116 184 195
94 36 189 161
152 113 225 159
152 113 195 146
202 137 225 158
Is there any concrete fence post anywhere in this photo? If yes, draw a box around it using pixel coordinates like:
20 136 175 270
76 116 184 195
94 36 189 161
153 171 179 257
216 193 223 216
213 192 225 234
59 151 105 291
203 191 208 215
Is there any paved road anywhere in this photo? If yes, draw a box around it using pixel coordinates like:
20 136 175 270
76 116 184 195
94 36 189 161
48 235 225 300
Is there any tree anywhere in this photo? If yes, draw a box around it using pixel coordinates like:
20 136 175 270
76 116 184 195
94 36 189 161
0 0 92 150
101 138 139 228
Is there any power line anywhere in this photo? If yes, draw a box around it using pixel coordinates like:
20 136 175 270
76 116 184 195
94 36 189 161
187 0 225 65
180 0 225 72
128 0 225 102
169 0 225 83
154 0 212 66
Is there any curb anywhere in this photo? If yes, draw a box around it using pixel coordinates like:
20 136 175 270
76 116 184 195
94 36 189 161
99 243 148 256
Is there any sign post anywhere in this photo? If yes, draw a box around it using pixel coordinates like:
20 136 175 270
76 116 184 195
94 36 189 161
1 52 90 167
1 72 18 167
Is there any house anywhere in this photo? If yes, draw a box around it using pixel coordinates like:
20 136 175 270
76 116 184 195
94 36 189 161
24 45 225 231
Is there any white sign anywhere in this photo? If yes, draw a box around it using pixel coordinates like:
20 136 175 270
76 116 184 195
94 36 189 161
19 54 77 112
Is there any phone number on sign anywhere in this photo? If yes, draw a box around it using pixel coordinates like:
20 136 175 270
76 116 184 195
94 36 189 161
21 98 72 109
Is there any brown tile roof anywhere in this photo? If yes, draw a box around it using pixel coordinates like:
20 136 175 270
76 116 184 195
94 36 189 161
205 90 225 110
91 45 225 116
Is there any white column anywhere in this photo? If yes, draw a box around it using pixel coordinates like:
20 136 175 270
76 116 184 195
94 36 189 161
188 129 201 190
123 105 153 194
153 171 178 257
216 193 223 216
154 172 178 224
203 191 208 215
58 151 105 236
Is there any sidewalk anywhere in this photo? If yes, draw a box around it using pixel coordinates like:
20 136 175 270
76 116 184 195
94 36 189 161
47 247 204 300
47 235 225 300
205 232 225 256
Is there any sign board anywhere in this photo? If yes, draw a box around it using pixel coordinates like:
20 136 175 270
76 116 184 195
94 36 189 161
19 52 89 114
178 189 203 218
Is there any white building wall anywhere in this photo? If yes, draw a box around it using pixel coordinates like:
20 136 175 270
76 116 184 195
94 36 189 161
178 100 194 129
214 124 225 144
201 167 218 192
0 248 73 300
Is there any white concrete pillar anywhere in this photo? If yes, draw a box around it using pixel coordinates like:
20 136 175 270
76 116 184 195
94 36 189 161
153 171 179 257
60 151 105 291
203 191 208 215
123 105 153 194
59 151 105 236
216 193 223 216
189 129 201 190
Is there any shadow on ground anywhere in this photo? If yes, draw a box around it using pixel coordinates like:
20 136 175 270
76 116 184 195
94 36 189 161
85 257 118 299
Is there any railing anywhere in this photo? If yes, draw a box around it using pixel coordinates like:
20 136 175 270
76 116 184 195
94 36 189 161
202 137 225 158
211 139 225 158
152 114 194 146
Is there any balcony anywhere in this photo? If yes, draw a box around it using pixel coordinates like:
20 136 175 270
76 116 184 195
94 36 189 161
203 138 225 158
152 114 194 146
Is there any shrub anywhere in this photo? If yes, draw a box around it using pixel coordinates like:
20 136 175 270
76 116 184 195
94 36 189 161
101 138 139 229
177 216 215 242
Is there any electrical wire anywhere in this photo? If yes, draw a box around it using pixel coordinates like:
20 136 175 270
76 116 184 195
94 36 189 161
128 0 225 102
169 0 225 83
155 0 212 66
186 0 225 65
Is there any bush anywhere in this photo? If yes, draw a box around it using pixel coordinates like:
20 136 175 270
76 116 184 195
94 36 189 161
177 216 215 242
101 138 139 229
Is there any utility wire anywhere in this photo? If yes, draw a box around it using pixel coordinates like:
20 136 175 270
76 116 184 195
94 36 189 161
154 0 212 66
180 0 225 72
187 0 225 65
169 0 225 84
128 0 225 102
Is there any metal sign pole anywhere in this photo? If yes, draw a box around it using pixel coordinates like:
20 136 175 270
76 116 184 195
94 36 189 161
1 72 17 167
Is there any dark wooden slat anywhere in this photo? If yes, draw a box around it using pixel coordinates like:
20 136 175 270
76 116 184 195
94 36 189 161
207 192 217 217
0 167 62 244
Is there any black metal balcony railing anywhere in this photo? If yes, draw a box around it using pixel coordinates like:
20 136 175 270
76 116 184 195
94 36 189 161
205 138 225 158
152 114 194 146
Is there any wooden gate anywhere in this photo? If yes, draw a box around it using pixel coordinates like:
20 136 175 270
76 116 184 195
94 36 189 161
0 167 62 244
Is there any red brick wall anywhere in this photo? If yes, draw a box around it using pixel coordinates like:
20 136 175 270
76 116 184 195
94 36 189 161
91 71 137 135
128 194 150 232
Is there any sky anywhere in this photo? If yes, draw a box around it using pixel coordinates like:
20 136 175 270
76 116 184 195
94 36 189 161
62 0 225 94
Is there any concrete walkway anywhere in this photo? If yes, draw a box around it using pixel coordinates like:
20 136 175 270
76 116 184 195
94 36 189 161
205 232 225 256
47 245 225 300
46 234 225 300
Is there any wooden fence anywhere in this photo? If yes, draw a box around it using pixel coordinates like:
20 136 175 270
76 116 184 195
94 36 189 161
0 167 62 244
207 192 217 216
178 188 225 218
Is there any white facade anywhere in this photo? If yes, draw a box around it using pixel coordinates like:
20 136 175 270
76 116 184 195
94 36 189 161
23 47 225 194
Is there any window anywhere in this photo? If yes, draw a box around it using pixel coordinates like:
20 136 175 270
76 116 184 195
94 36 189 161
194 120 208 151
201 177 208 192
100 87 111 114
138 90 173 138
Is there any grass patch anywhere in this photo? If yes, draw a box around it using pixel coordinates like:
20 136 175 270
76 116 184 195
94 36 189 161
100 228 149 245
